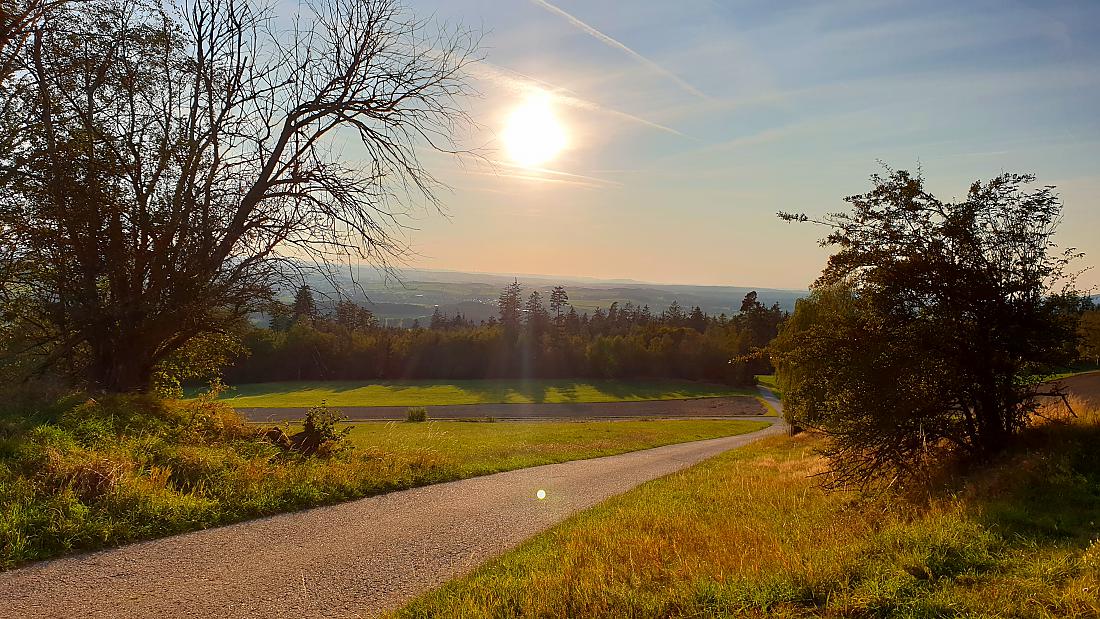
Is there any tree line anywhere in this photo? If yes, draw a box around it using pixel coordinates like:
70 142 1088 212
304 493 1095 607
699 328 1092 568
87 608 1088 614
221 284 785 385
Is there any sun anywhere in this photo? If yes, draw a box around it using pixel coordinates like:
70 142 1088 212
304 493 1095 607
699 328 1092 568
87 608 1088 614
502 92 567 168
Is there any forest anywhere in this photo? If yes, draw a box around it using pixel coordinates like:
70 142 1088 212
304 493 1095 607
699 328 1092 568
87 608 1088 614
218 284 785 387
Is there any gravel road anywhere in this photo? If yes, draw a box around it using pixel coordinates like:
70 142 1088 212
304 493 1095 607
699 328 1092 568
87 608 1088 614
239 394 767 422
0 421 785 618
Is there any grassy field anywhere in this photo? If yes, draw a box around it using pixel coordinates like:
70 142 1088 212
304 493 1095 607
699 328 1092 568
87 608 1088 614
210 379 754 408
332 419 770 477
0 390 765 568
396 407 1100 617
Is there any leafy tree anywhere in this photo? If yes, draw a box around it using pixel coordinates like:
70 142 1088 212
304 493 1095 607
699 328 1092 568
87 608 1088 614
334 300 376 332
0 0 476 392
267 301 294 332
774 170 1083 487
1080 309 1100 366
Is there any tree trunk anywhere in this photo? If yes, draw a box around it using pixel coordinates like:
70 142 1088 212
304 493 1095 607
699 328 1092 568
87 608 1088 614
88 334 158 393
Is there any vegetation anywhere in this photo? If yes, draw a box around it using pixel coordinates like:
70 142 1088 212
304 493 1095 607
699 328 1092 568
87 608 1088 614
0 0 475 392
209 379 754 408
396 404 1100 618
406 407 428 423
341 419 768 477
774 170 1086 487
0 386 763 568
1080 309 1100 366
225 286 785 386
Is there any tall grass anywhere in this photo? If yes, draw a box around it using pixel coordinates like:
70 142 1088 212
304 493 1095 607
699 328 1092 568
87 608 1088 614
0 388 764 569
396 401 1100 618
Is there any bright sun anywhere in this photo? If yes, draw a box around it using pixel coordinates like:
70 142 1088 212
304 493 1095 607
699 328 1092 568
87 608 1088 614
502 92 567 168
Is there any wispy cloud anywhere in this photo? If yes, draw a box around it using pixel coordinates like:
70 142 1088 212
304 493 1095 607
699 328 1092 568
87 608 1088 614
469 62 686 137
528 0 709 100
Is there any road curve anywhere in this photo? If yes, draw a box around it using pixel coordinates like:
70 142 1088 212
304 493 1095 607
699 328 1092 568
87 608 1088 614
0 421 785 619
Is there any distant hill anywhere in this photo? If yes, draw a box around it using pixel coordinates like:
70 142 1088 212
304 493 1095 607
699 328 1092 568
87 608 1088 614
293 268 807 327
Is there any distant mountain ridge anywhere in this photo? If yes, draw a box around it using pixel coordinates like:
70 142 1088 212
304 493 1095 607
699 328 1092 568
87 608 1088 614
298 268 807 328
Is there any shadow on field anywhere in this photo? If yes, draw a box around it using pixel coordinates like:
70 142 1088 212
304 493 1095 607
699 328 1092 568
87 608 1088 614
967 421 1100 544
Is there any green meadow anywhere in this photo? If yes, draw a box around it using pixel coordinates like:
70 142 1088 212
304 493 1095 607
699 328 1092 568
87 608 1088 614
208 379 754 408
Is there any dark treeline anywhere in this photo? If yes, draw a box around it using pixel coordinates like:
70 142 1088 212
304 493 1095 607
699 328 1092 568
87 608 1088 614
225 283 785 385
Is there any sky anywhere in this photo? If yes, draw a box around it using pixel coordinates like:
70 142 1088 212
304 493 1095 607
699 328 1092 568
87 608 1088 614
373 0 1100 291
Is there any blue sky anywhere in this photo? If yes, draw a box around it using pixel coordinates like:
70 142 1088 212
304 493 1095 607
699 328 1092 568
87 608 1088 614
389 0 1100 290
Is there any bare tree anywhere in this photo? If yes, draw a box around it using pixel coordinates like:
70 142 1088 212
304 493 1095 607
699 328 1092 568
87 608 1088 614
0 0 61 77
0 0 478 391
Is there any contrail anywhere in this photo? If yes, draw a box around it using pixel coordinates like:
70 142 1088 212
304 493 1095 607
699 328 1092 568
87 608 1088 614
469 62 685 137
529 0 708 100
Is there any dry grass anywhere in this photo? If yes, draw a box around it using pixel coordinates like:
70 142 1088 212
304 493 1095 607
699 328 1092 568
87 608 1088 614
0 391 764 569
395 404 1100 618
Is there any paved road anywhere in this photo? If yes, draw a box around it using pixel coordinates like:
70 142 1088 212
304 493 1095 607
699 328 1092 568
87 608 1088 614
757 385 783 417
0 421 786 619
239 395 768 422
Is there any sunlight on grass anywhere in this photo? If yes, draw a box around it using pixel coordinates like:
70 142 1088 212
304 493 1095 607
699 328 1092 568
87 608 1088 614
324 419 769 477
0 394 767 569
394 417 1100 618
208 379 754 408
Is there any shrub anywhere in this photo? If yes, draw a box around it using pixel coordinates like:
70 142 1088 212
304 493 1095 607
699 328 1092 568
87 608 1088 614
406 407 428 423
291 402 351 457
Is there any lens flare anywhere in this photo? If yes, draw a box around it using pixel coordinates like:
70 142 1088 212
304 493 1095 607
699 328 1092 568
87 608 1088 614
536 489 547 500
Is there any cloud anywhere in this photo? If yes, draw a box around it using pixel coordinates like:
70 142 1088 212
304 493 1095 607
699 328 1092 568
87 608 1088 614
528 0 708 100
469 62 685 137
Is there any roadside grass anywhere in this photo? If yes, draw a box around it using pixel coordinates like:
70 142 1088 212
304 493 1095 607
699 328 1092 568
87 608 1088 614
337 419 770 477
204 379 754 408
0 388 765 569
1040 366 1100 382
395 403 1100 618
752 373 778 391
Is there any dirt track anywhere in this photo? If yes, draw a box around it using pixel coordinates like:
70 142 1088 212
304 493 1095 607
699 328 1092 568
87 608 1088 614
0 421 785 618
239 395 769 422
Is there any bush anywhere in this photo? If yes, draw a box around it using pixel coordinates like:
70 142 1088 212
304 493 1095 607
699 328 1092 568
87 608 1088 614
0 392 449 568
406 407 428 423
292 402 351 457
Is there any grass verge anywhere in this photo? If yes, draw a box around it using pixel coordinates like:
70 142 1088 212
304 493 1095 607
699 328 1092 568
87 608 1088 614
0 390 765 569
205 379 755 408
395 407 1100 618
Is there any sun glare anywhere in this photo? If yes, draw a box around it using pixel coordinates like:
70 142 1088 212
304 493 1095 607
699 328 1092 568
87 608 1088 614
502 93 567 169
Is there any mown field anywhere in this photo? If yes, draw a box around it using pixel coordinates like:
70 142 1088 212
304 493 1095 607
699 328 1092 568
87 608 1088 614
396 406 1100 618
0 390 765 569
207 379 754 408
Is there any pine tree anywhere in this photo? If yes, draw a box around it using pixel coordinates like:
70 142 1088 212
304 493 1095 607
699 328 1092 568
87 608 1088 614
688 306 707 333
430 306 446 330
498 279 524 337
525 290 550 334
663 300 685 326
292 285 318 324
549 286 569 318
